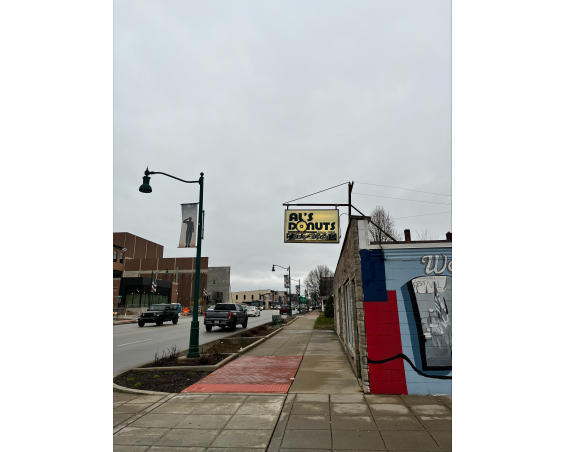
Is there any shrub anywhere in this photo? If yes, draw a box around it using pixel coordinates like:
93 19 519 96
324 295 334 318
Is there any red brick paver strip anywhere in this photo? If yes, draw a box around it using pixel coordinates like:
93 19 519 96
182 355 302 393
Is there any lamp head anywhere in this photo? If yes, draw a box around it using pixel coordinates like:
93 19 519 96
139 168 152 193
272 265 275 272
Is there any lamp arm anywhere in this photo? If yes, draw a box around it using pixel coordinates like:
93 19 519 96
145 169 199 184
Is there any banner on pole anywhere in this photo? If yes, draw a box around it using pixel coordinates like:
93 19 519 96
179 203 198 248
284 275 290 289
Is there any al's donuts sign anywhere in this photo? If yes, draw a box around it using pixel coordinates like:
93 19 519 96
284 209 340 243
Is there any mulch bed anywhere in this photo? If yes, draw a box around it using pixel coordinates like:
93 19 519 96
140 353 227 368
115 369 212 393
238 323 279 337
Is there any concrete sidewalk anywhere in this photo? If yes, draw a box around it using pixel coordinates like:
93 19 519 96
114 313 451 451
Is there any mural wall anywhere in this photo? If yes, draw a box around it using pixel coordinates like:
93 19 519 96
361 247 452 395
408 275 452 370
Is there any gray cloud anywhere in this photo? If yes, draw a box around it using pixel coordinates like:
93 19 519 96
114 0 451 291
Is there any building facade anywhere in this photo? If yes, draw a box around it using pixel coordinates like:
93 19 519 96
207 267 231 303
229 290 287 308
334 217 452 395
113 232 208 311
113 243 126 306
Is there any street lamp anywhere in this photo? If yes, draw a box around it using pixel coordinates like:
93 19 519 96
272 264 292 317
139 167 204 358
291 277 304 311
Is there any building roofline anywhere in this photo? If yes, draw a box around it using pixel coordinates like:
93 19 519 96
113 232 164 248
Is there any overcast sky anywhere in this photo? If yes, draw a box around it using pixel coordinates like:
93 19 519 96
113 0 451 292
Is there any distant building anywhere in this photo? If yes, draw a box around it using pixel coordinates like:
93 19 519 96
207 267 231 304
113 232 208 311
229 290 287 308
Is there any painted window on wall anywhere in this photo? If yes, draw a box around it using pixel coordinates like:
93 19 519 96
407 275 452 369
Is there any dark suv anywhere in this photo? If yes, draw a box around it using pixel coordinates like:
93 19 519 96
138 304 179 327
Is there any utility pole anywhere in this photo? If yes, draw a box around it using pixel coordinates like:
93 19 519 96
348 181 354 219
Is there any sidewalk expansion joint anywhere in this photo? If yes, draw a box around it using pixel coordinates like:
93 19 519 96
266 393 296 452
113 393 175 435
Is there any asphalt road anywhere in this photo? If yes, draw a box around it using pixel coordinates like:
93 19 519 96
113 309 286 376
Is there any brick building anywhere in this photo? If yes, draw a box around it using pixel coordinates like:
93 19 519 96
113 232 208 311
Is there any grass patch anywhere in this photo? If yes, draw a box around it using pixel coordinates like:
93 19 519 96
314 313 334 330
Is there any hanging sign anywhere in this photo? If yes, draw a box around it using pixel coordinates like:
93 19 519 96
284 209 339 243
284 275 290 289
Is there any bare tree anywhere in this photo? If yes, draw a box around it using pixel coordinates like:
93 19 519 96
368 205 399 242
415 228 435 240
304 265 334 303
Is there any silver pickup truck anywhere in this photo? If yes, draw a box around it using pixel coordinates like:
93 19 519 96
204 303 248 332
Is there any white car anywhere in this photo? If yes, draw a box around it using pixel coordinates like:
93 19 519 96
246 306 260 317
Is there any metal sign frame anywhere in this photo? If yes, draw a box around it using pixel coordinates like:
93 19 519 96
284 209 340 244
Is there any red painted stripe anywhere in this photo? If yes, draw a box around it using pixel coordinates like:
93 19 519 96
364 291 408 394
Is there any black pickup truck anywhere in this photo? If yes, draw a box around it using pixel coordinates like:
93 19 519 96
138 304 179 327
204 303 248 332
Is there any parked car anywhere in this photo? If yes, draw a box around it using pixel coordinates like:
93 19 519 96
279 305 291 315
204 303 248 331
246 306 260 317
138 304 179 327
298 305 308 314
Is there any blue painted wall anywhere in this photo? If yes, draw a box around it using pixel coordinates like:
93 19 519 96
383 247 452 394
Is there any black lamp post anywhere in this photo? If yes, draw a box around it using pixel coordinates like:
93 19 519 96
272 264 292 317
140 167 204 358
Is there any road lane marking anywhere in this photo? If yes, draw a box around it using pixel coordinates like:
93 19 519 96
116 339 152 348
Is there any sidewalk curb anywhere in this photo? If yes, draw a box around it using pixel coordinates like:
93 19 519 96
113 319 137 325
113 383 170 395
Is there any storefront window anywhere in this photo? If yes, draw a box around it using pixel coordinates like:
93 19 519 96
344 281 355 350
